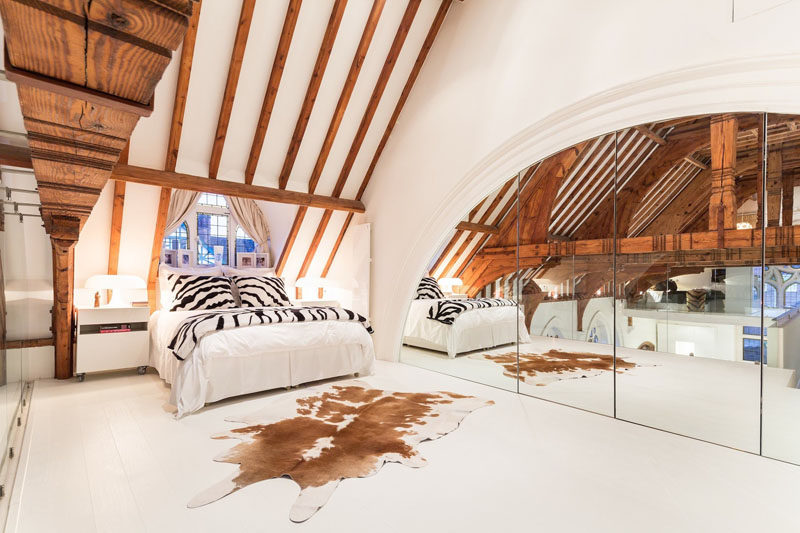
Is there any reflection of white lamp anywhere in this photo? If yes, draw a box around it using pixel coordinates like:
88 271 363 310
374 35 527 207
295 276 333 300
85 275 146 307
438 277 463 296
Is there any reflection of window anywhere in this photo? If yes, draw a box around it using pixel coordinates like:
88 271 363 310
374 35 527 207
743 326 766 336
163 221 189 250
743 338 766 363
785 283 800 308
764 283 778 308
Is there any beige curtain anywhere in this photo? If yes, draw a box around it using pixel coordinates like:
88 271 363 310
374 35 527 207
165 189 200 234
226 196 271 255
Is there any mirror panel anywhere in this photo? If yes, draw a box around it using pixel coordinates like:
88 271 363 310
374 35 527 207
400 173 520 392
761 113 800 464
615 114 763 452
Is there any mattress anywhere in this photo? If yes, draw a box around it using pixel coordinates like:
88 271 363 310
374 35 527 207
150 309 375 416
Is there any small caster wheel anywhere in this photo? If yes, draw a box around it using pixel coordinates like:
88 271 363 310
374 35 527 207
77 373 85 383
137 366 147 375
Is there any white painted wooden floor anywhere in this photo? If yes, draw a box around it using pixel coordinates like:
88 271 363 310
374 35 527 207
8 361 800 532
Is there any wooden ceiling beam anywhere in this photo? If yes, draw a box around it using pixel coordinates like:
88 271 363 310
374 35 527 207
0 0 196 378
208 0 256 179
277 0 348 189
634 125 666 146
455 221 499 234
113 164 365 212
244 0 302 185
684 155 708 170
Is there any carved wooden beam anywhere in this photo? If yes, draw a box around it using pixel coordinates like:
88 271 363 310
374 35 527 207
0 0 196 378
709 114 738 231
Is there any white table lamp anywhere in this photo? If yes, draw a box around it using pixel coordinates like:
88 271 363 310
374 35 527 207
85 275 146 307
438 277 463 295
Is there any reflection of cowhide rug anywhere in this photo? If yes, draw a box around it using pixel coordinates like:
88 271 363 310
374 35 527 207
188 380 492 522
471 349 637 386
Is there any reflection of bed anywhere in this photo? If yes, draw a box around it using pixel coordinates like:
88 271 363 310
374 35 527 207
402 298 530 357
149 309 375 417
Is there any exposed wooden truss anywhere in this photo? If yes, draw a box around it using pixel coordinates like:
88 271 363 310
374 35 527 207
0 0 196 378
444 113 800 299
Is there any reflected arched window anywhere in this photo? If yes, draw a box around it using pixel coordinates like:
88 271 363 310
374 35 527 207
785 283 800 308
764 283 778 308
163 222 189 250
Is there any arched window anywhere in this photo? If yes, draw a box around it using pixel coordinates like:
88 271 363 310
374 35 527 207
764 283 778 308
161 193 266 267
785 283 800 308
163 222 189 250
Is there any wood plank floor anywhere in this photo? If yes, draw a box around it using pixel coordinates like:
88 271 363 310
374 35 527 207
8 361 800 532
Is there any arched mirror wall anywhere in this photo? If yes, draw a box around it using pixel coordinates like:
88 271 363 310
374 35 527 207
401 112 800 465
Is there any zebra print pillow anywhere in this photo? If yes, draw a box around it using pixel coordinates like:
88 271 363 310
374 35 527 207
232 276 292 308
167 274 237 312
415 277 445 300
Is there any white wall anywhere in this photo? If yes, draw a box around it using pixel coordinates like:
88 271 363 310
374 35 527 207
364 0 800 361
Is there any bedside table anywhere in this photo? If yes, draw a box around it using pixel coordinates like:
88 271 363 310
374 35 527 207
75 306 150 381
295 299 341 308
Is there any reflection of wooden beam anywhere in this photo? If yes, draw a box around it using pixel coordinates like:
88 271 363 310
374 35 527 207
767 147 783 227
482 226 797 260
709 114 738 230
3 337 53 350
634 125 667 146
455 221 499 234
0 142 33 169
684 156 708 170
783 168 795 227
113 164 366 213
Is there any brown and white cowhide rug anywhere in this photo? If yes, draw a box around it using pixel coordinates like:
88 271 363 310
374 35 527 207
471 349 639 386
188 380 492 522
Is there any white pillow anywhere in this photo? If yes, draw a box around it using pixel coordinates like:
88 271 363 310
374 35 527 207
222 265 276 277
158 264 223 309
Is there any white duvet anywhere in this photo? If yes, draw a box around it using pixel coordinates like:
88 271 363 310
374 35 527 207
150 309 375 417
402 299 530 357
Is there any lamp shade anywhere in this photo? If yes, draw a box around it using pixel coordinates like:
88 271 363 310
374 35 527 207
295 276 333 289
85 275 146 307
85 275 146 290
438 277 463 291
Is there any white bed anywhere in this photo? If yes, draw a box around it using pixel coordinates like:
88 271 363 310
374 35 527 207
149 309 375 417
402 299 530 358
